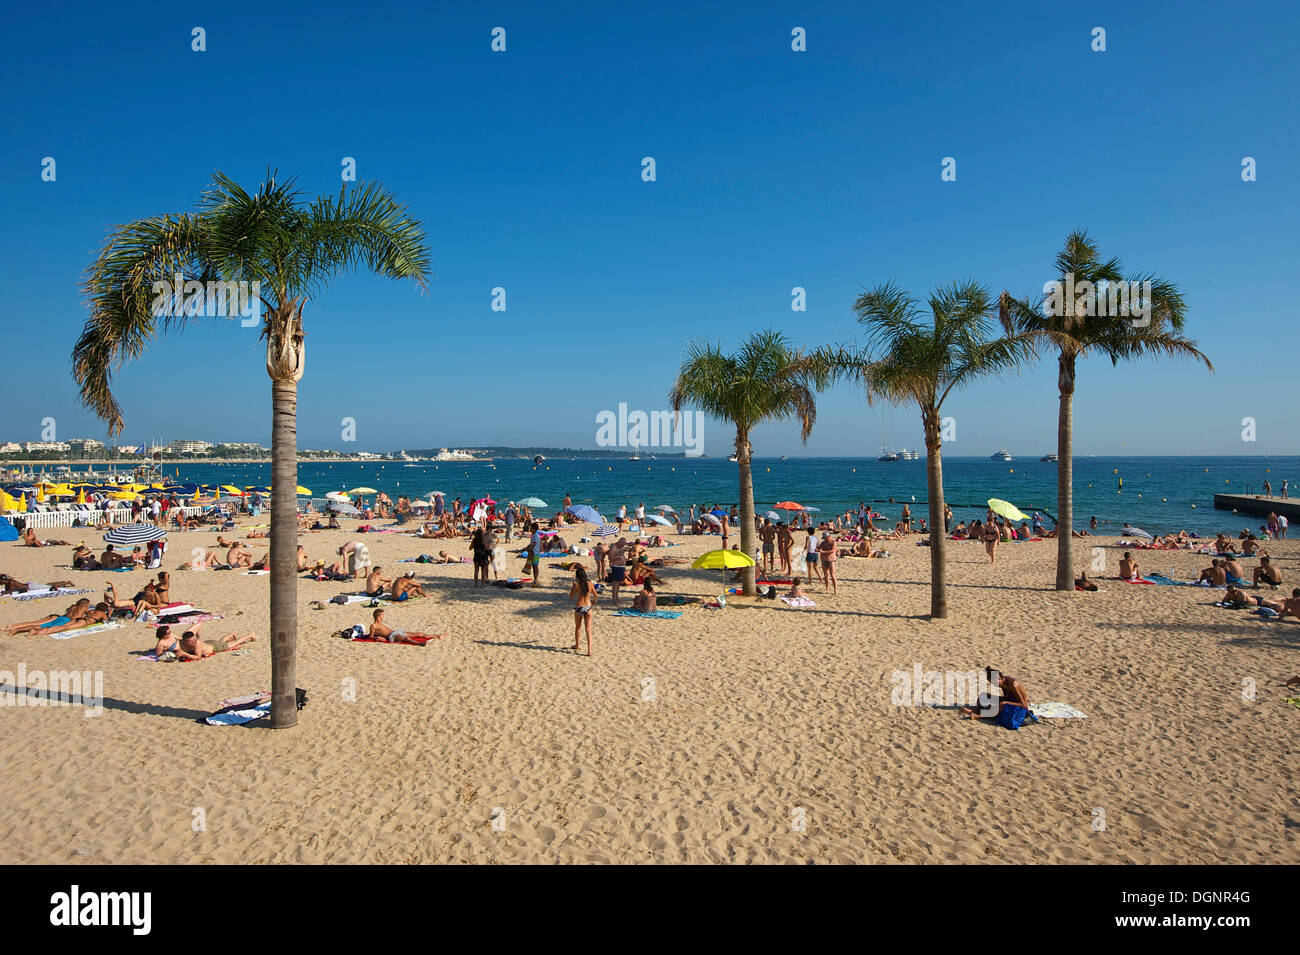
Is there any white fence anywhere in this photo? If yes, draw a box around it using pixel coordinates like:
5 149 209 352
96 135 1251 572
3 504 219 530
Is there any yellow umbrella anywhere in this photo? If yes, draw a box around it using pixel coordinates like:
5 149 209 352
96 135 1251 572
691 548 756 597
987 498 1030 522
76 489 87 505
348 487 378 495
35 486 44 503
220 485 245 495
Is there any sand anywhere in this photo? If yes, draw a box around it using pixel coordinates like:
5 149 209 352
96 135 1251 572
1 519 1297 864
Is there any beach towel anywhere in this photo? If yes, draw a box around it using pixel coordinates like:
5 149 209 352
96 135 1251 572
779 595 817 608
50 621 126 640
244 569 270 575
492 578 527 589
147 613 223 628
1143 573 1190 586
199 688 306 725
1120 577 1156 584
349 635 436 644
5 586 92 602
1251 607 1280 618
1029 701 1087 719
612 609 683 619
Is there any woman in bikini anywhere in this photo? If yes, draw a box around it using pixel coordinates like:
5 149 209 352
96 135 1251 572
5 598 93 635
153 624 180 661
982 519 1000 564
569 565 596 655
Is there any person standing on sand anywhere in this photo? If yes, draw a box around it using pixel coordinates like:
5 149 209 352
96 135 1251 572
608 538 629 605
569 565 596 655
525 523 543 587
758 519 777 575
982 519 1000 564
817 531 838 595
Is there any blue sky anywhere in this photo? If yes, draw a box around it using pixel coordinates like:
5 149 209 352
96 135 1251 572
2 1 1296 457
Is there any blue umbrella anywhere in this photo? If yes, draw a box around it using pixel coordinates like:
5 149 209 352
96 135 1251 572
565 504 605 524
711 508 727 518
591 523 620 537
644 514 672 527
103 523 166 546
802 506 820 513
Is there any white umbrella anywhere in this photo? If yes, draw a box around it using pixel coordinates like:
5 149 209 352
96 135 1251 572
700 513 722 526
325 491 351 502
644 514 672 527
653 504 677 513
1122 524 1153 539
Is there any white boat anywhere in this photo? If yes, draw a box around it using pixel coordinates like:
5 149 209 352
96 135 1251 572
1040 452 1058 463
727 453 738 463
991 449 1013 462
899 449 919 460
878 449 900 462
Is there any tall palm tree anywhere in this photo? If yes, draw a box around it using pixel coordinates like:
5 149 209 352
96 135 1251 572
809 281 1036 618
73 171 431 727
999 230 1212 591
669 330 817 596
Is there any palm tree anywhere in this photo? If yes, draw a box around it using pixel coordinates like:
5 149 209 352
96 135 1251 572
809 281 1036 618
669 330 817 596
73 171 431 727
998 230 1211 591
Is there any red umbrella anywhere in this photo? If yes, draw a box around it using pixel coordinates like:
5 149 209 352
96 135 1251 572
773 500 804 511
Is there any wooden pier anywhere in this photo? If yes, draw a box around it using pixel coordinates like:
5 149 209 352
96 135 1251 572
1212 493 1300 522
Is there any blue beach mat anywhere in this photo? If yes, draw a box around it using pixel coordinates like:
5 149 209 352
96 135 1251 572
612 609 683 619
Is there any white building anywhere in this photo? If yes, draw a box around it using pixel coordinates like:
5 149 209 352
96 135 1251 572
22 441 69 453
167 439 213 454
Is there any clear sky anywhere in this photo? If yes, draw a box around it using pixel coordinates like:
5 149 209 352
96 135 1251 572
2 1 1297 457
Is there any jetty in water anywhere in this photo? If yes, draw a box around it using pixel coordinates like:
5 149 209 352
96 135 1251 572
1212 493 1300 523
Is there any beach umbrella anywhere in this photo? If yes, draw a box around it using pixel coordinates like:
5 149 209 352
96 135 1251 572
429 491 446 497
348 486 378 495
244 486 271 493
700 513 722 526
518 497 547 508
296 486 312 495
566 504 605 524
773 500 804 511
654 505 677 513
987 498 1029 522
644 514 672 527
710 508 727 518
103 523 166 546
410 499 435 509
325 491 351 502
1121 524 1153 539
591 523 620 537
765 510 781 521
691 547 755 593
326 501 361 516
802 506 820 513
220 485 245 495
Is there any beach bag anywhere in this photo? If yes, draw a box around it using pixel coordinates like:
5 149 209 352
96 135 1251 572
996 704 1036 730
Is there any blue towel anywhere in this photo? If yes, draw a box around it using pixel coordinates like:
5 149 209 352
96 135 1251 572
612 609 683 619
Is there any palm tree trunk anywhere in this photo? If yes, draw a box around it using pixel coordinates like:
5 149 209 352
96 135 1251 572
267 301 305 728
269 377 300 727
924 416 947 618
735 428 756 596
1055 351 1076 591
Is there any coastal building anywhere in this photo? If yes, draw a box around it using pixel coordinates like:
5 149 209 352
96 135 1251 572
167 439 214 454
21 441 69 453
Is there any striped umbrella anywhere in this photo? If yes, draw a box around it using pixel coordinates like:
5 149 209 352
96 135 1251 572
103 523 167 546
591 523 620 537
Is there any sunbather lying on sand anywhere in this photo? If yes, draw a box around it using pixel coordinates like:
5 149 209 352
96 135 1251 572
1222 586 1283 611
1075 570 1098 591
5 598 93 634
176 622 258 660
21 528 70 547
368 608 445 644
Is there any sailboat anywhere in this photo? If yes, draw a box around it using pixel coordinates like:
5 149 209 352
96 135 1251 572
628 442 641 462
878 408 900 461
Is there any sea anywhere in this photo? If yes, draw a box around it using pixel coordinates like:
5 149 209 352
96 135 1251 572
162 455 1296 537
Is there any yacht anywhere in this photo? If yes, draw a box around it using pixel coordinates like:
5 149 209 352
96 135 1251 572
1040 452 1058 463
727 453 738 463
628 443 641 462
899 449 920 460
878 448 900 462
991 449 1013 462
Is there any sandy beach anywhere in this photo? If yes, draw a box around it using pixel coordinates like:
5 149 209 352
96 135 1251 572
1 520 1296 864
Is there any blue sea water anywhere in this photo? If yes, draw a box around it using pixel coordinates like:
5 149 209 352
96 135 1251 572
166 455 1296 537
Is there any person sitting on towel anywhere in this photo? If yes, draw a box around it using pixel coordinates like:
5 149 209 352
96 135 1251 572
1241 534 1267 557
1279 589 1300 621
1118 552 1141 580
1199 560 1227 586
787 576 806 600
631 580 657 613
390 572 426 601
1253 555 1282 589
368 608 444 645
1222 555 1245 584
176 622 258 659
960 667 1030 719
365 566 391 597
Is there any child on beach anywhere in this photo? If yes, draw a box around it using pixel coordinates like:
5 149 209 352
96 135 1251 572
570 566 596 655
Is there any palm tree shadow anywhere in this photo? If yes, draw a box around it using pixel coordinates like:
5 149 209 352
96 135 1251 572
0 682 211 721
473 638 577 655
